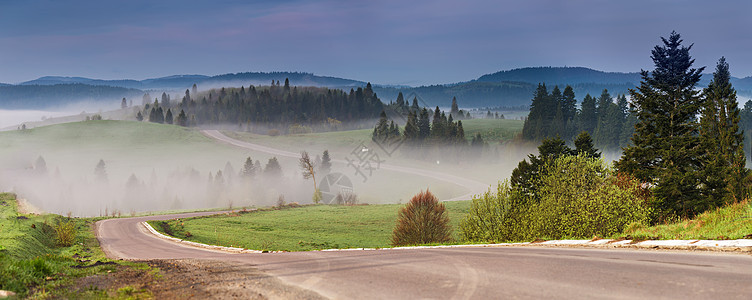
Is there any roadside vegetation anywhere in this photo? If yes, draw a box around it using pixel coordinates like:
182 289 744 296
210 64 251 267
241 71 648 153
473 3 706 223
391 190 453 246
620 200 752 240
461 31 752 243
150 201 470 252
0 193 144 298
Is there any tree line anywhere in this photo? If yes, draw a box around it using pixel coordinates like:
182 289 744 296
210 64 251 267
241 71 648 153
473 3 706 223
136 80 384 133
521 83 634 152
518 31 748 221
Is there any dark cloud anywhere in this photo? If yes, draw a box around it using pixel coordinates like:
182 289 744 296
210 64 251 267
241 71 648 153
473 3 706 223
1 0 751 85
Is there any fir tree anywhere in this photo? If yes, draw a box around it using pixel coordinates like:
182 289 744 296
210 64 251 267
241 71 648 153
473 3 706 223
579 94 597 135
403 110 419 142
411 97 420 112
699 57 749 204
451 97 459 117
616 31 706 218
573 132 600 158
242 157 256 178
165 109 173 125
396 92 405 109
321 150 332 174
264 157 283 178
418 108 431 141
94 159 107 182
372 110 389 141
177 109 188 127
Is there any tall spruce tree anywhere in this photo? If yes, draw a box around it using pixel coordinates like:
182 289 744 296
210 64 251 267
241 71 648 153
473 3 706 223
699 57 749 204
579 94 597 135
451 97 460 117
522 83 551 140
403 110 419 143
418 108 431 141
615 31 706 218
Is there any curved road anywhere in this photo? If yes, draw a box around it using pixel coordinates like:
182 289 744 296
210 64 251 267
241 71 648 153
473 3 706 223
96 131 752 298
98 214 752 299
200 130 488 201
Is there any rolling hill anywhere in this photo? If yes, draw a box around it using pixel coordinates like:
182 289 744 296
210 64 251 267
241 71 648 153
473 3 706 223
4 67 751 110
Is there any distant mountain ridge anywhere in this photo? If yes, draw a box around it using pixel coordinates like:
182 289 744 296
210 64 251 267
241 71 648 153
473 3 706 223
20 72 365 90
476 67 642 85
4 67 751 110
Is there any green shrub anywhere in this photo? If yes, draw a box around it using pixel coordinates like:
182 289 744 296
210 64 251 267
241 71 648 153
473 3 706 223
461 155 653 242
53 219 77 247
391 190 452 246
460 181 531 242
530 155 653 239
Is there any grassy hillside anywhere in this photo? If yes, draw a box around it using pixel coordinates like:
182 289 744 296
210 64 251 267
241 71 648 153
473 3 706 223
0 193 121 298
619 201 752 240
460 119 523 143
150 201 471 252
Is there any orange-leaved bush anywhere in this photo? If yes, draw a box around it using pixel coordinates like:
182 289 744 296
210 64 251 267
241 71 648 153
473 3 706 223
391 189 452 246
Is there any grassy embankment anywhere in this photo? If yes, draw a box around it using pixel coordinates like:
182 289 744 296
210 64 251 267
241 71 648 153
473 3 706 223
0 193 153 298
150 201 471 252
619 200 752 240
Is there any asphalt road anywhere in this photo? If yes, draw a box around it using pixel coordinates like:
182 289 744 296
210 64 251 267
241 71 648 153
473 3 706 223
96 131 752 299
97 213 752 299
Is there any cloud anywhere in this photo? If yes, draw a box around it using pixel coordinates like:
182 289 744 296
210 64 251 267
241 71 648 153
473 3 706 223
0 0 751 85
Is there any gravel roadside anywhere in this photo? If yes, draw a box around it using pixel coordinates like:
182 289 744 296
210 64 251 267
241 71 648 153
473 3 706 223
72 259 326 299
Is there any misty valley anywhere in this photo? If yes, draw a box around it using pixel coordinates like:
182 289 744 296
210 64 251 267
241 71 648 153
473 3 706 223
2 23 752 298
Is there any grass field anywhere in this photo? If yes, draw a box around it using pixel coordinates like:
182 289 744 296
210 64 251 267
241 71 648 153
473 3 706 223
618 200 752 240
460 118 524 143
0 193 140 298
150 201 472 251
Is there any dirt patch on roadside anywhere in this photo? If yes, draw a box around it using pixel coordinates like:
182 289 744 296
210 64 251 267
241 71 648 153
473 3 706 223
72 259 326 299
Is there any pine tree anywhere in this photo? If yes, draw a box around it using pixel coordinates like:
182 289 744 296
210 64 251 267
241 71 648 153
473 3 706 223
243 157 256 178
522 83 550 140
165 109 173 125
372 110 389 141
396 92 405 109
136 111 143 121
573 132 600 158
403 110 419 142
264 157 283 178
418 108 431 141
699 57 749 204
411 97 420 112
321 150 332 174
579 94 597 135
121 98 127 109
455 120 466 145
431 106 444 140
616 31 706 218
94 159 107 182
451 97 459 117
562 86 577 123
177 109 188 127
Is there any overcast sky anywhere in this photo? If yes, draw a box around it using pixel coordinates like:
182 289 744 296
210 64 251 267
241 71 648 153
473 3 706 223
1 0 751 86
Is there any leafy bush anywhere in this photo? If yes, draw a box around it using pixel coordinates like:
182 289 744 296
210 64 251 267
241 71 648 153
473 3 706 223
460 181 531 242
392 190 453 246
53 219 77 247
530 155 652 239
461 155 653 242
